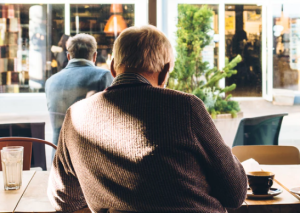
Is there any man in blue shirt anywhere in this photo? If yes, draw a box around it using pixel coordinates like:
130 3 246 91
45 34 113 158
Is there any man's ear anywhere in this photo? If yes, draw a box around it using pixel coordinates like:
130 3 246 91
158 63 170 86
67 53 71 61
93 52 97 63
110 58 117 78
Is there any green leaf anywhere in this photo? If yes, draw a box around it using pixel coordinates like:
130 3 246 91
168 4 241 116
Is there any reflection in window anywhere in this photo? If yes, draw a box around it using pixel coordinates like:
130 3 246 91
273 4 300 91
0 4 65 93
177 4 219 70
0 4 134 93
70 4 134 70
225 5 262 97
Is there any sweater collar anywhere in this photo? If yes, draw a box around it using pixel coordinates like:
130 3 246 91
111 73 152 87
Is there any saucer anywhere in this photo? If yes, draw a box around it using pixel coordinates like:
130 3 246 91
247 188 282 199
290 187 300 195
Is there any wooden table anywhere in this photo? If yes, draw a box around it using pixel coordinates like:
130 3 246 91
2 166 300 213
0 171 36 213
261 165 300 190
14 171 55 213
229 182 300 213
0 171 55 213
229 165 300 213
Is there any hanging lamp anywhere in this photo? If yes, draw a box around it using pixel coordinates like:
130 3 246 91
104 4 127 35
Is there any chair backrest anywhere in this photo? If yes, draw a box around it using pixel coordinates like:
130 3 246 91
0 122 47 170
232 145 300 165
232 113 288 147
0 137 57 171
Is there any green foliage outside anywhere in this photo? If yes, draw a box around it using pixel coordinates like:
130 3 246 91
168 4 242 119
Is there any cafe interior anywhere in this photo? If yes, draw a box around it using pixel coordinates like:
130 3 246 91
0 1 300 213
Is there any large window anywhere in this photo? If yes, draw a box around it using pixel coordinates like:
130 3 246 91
0 4 65 93
225 4 262 97
273 4 300 91
167 2 264 97
175 4 219 69
70 4 135 70
0 3 135 93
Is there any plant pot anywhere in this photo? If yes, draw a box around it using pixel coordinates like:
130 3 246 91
212 111 243 147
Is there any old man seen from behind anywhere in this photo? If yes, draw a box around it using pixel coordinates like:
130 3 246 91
48 25 247 213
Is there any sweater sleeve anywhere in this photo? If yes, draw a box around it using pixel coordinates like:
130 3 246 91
189 95 247 209
47 110 87 212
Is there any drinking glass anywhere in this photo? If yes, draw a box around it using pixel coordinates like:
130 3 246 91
1 146 23 190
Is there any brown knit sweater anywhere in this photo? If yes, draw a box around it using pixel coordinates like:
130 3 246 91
48 74 247 213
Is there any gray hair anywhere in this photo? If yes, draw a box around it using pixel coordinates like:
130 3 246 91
66 34 97 60
113 25 174 73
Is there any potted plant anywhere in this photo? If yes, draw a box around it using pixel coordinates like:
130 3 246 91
167 4 242 145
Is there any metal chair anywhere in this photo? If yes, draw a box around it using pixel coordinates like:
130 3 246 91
232 113 288 147
232 145 300 165
0 137 57 171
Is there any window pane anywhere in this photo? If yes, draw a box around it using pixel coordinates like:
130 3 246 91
0 4 65 93
70 4 134 70
273 4 300 91
177 4 219 69
225 4 262 97
0 3 135 93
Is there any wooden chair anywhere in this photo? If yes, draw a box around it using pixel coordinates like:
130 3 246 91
0 137 57 171
232 145 300 165
232 113 288 147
